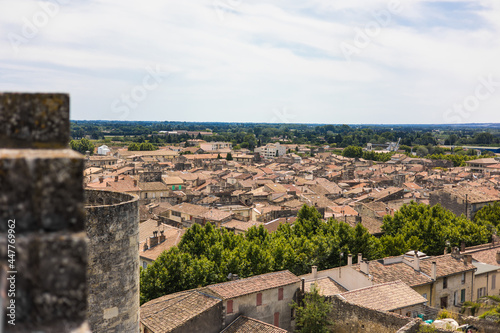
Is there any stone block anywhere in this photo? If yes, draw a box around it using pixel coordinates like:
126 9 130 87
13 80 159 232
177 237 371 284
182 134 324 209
0 149 85 233
0 232 88 326
0 93 70 149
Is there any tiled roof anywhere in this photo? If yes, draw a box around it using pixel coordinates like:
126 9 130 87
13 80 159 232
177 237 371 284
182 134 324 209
354 254 476 287
339 280 427 312
221 316 287 333
464 244 500 267
139 181 170 191
140 289 221 333
201 209 234 222
169 202 210 217
222 220 264 232
206 270 300 300
305 277 346 296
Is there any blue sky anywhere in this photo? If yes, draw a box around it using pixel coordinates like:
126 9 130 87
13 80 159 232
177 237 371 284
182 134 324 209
1 0 499 124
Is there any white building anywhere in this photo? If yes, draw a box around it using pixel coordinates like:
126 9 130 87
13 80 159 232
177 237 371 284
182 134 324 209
97 145 111 155
255 142 286 159
200 142 232 151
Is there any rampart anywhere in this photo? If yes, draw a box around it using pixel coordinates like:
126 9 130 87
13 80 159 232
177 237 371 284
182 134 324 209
0 93 89 332
85 189 139 333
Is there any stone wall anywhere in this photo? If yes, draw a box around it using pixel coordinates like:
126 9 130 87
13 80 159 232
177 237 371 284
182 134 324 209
328 296 411 333
430 190 468 218
85 189 139 333
170 303 223 333
0 93 89 332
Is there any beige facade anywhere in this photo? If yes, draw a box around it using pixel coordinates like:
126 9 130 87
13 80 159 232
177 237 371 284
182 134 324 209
221 282 299 331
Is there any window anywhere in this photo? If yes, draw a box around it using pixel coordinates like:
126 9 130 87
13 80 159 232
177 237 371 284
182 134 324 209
453 291 458 306
278 287 284 301
256 293 262 306
443 277 448 289
461 289 466 303
461 273 466 284
422 293 428 306
478 287 486 298
142 261 148 269
492 274 497 290
172 211 181 217
274 312 280 327
226 300 233 314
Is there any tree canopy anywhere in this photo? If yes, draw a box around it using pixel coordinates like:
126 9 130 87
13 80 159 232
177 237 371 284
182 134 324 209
70 138 94 155
140 202 496 304
292 284 333 333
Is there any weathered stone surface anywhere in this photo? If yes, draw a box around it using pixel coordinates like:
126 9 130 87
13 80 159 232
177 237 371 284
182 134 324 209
85 189 140 333
0 232 88 326
0 93 70 149
0 149 85 233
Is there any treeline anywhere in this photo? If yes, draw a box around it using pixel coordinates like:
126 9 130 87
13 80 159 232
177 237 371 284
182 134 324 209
71 121 500 151
140 202 499 304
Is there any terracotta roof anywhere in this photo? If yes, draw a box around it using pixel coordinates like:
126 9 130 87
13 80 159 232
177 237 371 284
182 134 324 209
463 244 500 267
206 270 300 299
339 280 427 312
436 186 500 203
263 217 296 233
222 220 264 232
305 277 346 297
222 316 287 333
200 209 234 222
169 203 210 217
354 254 476 287
140 289 221 333
139 181 170 191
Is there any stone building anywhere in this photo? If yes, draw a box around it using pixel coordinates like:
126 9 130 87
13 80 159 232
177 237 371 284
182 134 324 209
85 189 140 333
430 186 500 220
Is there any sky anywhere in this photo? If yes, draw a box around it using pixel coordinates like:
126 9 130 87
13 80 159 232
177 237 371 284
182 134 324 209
1 0 500 124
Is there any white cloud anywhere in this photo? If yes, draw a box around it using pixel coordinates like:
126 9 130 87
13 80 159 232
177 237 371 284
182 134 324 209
0 0 499 123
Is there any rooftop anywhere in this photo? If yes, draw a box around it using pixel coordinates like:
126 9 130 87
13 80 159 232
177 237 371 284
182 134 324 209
206 270 300 300
339 280 427 312
221 316 288 333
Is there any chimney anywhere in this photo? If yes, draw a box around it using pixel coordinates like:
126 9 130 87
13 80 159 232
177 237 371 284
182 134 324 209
358 253 362 264
464 254 472 265
312 266 317 279
99 176 104 183
360 258 369 275
143 241 149 251
114 175 118 182
348 254 353 266
461 242 466 252
301 278 305 294
413 250 420 271
497 251 500 263
431 261 436 280
159 230 166 243
134 179 138 187
150 231 159 247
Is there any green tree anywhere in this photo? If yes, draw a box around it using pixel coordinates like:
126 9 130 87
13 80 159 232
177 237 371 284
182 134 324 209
128 142 140 151
70 138 95 155
226 152 233 161
139 141 156 151
292 284 333 333
342 145 363 158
